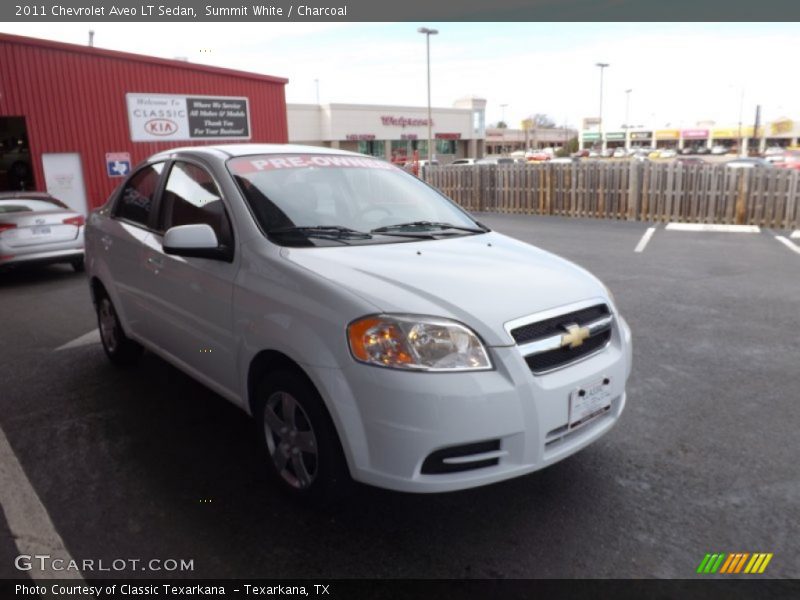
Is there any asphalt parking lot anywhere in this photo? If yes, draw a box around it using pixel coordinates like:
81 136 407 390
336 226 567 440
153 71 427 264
1 214 799 580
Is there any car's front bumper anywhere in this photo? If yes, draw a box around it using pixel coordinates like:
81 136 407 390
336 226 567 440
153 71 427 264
312 316 632 493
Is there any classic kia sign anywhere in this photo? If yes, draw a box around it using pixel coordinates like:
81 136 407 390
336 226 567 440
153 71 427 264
126 93 251 142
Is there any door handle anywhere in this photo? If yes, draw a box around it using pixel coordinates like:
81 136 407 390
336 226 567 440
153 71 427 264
147 256 164 267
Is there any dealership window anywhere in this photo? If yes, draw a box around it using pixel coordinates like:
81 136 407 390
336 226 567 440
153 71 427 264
160 162 233 247
114 162 164 227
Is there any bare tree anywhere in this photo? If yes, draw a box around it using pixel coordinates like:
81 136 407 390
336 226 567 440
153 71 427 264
527 113 557 129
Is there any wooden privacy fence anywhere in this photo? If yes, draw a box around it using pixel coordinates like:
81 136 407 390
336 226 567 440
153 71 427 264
423 162 800 229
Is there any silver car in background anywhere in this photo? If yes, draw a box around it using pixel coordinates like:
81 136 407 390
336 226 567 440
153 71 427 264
0 192 85 271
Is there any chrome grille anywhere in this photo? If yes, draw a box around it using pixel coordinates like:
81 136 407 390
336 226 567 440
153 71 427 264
510 303 613 374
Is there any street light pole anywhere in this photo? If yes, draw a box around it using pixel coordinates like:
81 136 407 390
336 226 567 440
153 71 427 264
737 87 745 157
418 27 439 163
596 62 609 150
624 89 632 129
624 88 632 150
500 104 509 153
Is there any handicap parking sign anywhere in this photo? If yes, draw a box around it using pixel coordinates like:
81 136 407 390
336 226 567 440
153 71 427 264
106 152 131 177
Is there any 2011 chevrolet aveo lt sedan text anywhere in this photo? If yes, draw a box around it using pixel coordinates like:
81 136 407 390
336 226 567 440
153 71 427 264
85 144 632 502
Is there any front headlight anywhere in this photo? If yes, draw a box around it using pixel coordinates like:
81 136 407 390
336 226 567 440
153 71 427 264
347 315 492 371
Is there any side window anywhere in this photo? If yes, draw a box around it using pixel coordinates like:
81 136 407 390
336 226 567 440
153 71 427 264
114 163 164 227
161 162 233 248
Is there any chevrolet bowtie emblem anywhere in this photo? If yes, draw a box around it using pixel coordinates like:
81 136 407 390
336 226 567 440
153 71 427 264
560 323 590 349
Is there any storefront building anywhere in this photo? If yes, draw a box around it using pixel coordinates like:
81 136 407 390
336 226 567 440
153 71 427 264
680 129 710 149
485 125 578 155
654 130 680 149
287 98 486 163
579 120 799 152
0 33 288 214
604 131 626 149
629 131 653 148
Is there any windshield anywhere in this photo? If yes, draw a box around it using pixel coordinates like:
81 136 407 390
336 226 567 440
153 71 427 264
227 154 480 242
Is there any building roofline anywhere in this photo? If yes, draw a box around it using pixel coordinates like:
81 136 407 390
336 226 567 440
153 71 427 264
0 32 289 85
286 102 472 113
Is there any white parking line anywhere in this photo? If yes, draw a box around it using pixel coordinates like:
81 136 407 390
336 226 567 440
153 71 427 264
665 223 760 233
775 236 800 255
791 230 800 239
634 227 656 253
55 329 100 352
0 424 83 580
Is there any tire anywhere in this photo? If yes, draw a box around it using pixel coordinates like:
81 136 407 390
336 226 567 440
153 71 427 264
255 370 352 505
71 257 85 272
95 291 142 366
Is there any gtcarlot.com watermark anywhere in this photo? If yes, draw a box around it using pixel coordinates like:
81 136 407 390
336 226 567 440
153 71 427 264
15 554 194 573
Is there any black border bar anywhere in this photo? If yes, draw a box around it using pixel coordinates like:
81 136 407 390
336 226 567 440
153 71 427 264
3 579 800 600
4 0 800 22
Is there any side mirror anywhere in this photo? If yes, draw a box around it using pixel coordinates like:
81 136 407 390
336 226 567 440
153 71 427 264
163 224 232 262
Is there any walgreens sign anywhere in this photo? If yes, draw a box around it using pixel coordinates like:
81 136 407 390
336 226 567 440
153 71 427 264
381 116 433 128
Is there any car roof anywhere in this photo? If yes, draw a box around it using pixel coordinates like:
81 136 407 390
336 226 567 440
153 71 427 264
0 191 58 201
148 143 366 162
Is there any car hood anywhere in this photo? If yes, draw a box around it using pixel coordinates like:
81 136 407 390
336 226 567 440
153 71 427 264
281 231 609 346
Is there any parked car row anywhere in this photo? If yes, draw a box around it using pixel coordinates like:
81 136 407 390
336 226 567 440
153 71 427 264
392 148 800 172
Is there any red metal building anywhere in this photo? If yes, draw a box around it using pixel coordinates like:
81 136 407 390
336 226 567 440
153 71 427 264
0 33 288 213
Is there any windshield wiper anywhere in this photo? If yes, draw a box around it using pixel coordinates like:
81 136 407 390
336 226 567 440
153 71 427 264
267 225 373 240
371 221 488 234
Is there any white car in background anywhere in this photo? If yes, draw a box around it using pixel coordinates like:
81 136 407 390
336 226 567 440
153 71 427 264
85 144 632 502
450 158 477 166
0 192 85 271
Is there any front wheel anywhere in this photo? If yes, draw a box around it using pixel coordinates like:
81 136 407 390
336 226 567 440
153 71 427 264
255 370 351 504
96 292 142 366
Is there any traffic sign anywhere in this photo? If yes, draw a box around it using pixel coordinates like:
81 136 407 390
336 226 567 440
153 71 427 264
105 152 131 177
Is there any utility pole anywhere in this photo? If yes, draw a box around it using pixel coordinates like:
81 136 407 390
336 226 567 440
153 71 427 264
418 27 439 163
753 104 761 156
596 63 609 150
737 87 745 157
624 89 632 150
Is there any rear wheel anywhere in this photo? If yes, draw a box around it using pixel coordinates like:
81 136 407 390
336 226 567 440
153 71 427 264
255 370 351 504
96 292 142 366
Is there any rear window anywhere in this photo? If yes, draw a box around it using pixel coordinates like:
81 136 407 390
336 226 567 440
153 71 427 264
0 199 67 213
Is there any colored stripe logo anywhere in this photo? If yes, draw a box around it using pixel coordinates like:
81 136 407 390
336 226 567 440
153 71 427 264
696 552 773 574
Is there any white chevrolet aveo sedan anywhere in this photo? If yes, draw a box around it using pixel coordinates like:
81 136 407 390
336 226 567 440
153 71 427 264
86 144 632 502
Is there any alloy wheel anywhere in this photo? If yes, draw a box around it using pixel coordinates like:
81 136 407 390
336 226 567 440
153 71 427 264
263 391 319 489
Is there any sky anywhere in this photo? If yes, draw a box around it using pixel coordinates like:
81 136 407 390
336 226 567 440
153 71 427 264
2 22 797 131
